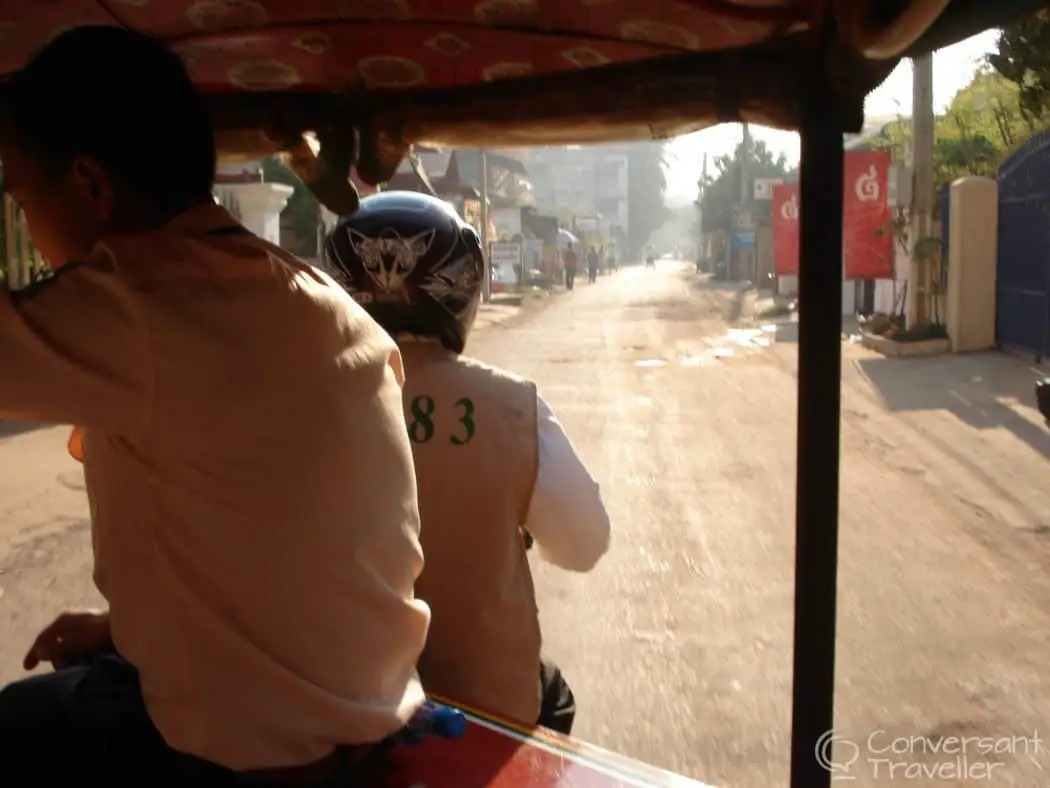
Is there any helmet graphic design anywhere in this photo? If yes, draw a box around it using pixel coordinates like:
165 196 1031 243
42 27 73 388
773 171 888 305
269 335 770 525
347 226 436 295
324 191 485 353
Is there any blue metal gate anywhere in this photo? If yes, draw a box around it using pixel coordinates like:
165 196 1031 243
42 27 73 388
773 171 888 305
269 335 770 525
997 128 1050 358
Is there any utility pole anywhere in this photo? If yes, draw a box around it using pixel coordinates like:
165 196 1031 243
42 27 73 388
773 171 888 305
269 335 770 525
740 122 751 205
739 122 753 282
478 148 491 302
697 152 708 263
3 197 18 290
726 126 751 279
906 53 934 328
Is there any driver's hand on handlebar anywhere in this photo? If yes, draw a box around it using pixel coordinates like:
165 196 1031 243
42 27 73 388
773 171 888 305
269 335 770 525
23 609 113 671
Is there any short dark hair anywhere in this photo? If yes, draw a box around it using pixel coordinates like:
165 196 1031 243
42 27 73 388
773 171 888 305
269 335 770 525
6 26 216 205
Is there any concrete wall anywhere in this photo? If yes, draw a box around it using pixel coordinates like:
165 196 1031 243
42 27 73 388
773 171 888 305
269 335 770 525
215 182 293 246
842 265 856 315
493 207 522 240
873 240 909 315
757 227 774 290
946 176 998 352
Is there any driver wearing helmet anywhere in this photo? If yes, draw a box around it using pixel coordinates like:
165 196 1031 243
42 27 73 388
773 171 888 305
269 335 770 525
323 192 611 734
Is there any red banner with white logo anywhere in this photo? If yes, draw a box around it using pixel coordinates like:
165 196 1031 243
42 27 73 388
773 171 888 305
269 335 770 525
771 183 800 276
843 149 893 280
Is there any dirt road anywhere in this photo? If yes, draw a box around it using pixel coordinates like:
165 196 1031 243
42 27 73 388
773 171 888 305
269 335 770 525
2 263 1050 786
469 263 1050 787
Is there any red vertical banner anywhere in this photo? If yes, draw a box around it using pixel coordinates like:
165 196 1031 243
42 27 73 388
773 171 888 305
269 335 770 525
843 149 893 279
771 183 800 276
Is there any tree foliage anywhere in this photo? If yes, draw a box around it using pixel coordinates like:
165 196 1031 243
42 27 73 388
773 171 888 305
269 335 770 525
625 142 670 258
696 138 793 237
988 9 1050 124
946 68 1036 148
683 13 1050 268
694 60 1041 239
865 69 1034 201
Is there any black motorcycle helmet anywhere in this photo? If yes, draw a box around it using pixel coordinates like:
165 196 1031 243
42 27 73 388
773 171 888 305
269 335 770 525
323 191 485 354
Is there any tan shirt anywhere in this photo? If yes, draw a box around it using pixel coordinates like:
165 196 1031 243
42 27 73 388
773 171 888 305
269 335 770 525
0 205 430 770
397 340 543 724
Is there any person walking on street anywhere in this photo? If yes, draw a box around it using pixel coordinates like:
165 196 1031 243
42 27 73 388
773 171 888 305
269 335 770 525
563 241 578 291
587 246 599 284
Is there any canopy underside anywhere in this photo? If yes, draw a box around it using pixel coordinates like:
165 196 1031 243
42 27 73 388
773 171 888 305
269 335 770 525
0 0 1042 155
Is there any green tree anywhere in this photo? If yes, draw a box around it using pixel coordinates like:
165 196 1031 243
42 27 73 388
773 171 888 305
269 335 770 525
261 156 321 256
697 138 792 237
988 9 1050 124
944 68 1033 148
625 142 670 258
864 70 1029 202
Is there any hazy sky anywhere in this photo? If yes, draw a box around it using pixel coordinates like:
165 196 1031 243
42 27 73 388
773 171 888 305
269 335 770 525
664 29 1001 201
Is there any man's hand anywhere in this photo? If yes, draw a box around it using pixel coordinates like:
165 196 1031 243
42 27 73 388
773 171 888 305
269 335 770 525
23 610 113 671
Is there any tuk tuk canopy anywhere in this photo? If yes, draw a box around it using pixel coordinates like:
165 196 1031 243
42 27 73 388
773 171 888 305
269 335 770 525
0 0 1043 158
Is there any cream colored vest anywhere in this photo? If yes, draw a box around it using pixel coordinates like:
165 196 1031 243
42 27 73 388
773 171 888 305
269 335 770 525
399 340 542 725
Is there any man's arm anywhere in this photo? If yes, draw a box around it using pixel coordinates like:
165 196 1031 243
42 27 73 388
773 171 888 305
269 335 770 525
522 395 611 571
0 256 151 433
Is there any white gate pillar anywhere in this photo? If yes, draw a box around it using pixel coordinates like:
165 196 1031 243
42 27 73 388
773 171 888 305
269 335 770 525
216 182 294 245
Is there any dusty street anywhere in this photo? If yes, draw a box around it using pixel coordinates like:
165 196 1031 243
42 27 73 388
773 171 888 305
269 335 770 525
470 264 1050 787
2 262 1050 786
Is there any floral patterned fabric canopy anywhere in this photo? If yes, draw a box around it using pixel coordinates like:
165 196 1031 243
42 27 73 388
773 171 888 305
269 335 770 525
0 0 1040 148
0 0 812 93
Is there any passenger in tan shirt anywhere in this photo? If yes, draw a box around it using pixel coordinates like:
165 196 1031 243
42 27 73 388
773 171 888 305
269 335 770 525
0 27 429 784
324 191 611 734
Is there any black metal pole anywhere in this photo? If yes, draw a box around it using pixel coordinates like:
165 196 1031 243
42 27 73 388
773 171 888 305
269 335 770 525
789 88 846 788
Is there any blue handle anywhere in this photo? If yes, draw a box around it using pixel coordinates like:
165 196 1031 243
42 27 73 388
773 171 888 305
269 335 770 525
393 701 467 745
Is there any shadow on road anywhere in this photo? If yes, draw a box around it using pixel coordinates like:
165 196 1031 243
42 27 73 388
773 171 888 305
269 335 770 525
690 276 751 323
855 352 1050 462
767 317 857 345
0 421 49 439
772 323 798 343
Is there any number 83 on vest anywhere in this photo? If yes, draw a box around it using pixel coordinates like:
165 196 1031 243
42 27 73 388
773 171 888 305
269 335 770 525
408 395 475 445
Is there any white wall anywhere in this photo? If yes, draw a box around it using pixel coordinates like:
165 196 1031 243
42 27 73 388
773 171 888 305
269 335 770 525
492 207 522 239
778 259 856 316
215 182 293 246
873 240 908 315
842 271 856 316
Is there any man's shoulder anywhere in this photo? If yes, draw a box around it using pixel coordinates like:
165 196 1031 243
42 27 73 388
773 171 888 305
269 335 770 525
409 351 536 395
9 244 138 314
455 357 538 409
95 227 330 293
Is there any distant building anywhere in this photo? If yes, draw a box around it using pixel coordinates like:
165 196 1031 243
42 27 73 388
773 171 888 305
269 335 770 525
522 146 629 248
